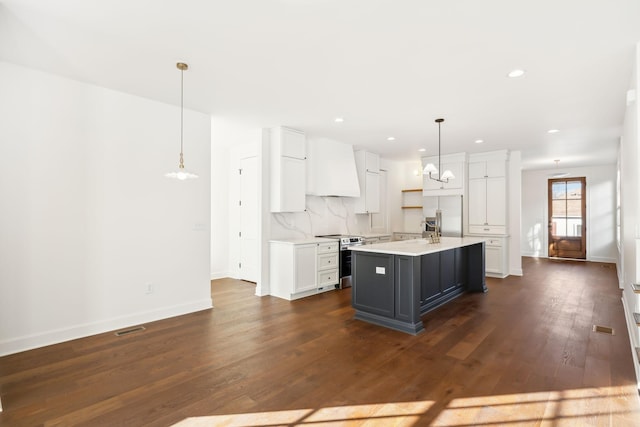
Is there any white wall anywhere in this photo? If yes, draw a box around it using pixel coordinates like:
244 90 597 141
0 62 212 356
619 42 639 383
209 120 266 280
521 164 617 263
508 151 523 276
210 119 230 280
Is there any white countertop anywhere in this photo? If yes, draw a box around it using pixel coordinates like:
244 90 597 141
350 236 486 256
269 237 338 245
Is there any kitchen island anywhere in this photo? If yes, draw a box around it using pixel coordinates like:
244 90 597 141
350 237 486 334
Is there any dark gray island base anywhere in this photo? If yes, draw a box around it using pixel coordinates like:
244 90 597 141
351 238 487 335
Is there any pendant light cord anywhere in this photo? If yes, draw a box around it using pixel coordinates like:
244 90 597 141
166 62 196 179
180 66 184 159
438 120 441 176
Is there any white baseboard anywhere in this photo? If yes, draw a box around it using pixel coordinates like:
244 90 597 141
621 294 640 390
588 256 617 263
255 285 269 297
521 253 616 264
0 298 213 357
210 271 229 280
509 268 524 276
521 251 538 258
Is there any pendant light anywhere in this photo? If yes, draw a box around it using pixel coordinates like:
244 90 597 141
423 118 455 183
550 159 569 178
165 62 198 180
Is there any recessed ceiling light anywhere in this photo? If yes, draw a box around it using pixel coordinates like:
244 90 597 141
507 69 525 78
418 148 426 152
547 129 559 134
387 136 395 141
334 117 344 123
475 139 484 144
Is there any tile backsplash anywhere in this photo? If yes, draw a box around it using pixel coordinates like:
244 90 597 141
271 196 371 239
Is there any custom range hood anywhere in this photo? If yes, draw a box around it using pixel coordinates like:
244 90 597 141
305 137 361 197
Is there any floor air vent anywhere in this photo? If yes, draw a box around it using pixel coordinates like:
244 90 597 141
115 326 146 337
592 325 614 335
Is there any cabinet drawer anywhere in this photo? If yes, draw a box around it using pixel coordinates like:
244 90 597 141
317 242 339 254
485 238 503 247
318 268 339 287
469 225 506 235
317 253 338 270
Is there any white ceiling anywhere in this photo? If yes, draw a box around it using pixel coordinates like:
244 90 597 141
1 0 639 169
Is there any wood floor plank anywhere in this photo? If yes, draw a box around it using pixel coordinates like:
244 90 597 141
1 258 639 426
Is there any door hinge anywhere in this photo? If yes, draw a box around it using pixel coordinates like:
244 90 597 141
239 262 242 269
239 168 242 175
239 200 242 206
239 231 242 237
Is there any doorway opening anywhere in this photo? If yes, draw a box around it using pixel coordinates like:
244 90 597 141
548 177 586 259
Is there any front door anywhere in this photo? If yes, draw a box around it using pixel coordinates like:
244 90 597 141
548 177 586 259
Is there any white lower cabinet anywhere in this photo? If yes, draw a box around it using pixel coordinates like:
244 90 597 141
483 236 509 278
270 239 339 300
293 244 316 294
316 242 339 292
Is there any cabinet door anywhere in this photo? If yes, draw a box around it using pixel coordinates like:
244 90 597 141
294 245 316 293
420 252 440 305
486 177 506 226
439 249 457 294
485 245 501 274
365 171 380 213
365 151 380 173
468 178 487 226
280 128 306 159
485 160 506 177
279 157 306 212
423 172 443 191
441 161 463 189
468 162 486 180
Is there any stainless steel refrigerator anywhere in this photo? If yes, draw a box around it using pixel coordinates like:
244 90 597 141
423 195 463 237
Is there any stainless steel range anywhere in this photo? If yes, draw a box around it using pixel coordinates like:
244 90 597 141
316 234 364 288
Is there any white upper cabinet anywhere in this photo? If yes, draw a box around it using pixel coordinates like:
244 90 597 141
354 150 380 213
279 127 306 159
270 127 306 213
467 150 509 235
468 159 506 179
364 151 380 173
422 152 467 196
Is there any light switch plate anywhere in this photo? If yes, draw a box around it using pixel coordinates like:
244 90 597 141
375 267 385 275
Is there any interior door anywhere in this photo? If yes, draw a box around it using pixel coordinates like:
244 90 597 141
548 177 586 259
240 156 258 282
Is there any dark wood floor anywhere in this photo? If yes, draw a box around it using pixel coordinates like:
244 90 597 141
1 257 639 426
